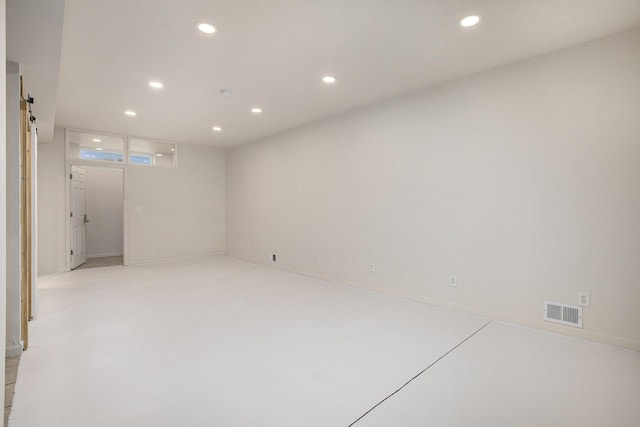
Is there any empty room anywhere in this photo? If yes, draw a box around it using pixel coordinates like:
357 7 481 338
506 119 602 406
3 0 640 426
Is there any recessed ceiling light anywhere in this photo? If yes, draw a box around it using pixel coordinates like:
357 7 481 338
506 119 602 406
460 15 480 27
149 81 163 89
220 89 232 97
198 23 216 34
156 153 163 157
251 107 262 114
322 75 336 83
212 126 222 132
171 148 175 152
92 138 101 142
125 110 137 116
96 147 103 151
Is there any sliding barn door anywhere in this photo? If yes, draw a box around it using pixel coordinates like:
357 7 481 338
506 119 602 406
19 78 33 348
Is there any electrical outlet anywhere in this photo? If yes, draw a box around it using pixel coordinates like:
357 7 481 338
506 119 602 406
369 263 375 273
578 292 590 307
449 275 457 287
314 255 319 263
272 254 277 262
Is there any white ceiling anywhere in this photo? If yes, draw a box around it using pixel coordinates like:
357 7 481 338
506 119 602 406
40 1 640 146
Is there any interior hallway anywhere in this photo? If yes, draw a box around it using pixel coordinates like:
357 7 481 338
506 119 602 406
9 256 640 426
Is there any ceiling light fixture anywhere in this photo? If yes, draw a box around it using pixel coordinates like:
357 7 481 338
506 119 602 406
251 107 262 114
212 126 222 132
156 153 163 157
92 138 101 142
149 81 163 89
125 110 137 116
322 75 336 83
460 15 480 27
198 23 216 34
220 89 232 97
96 147 103 151
171 148 175 152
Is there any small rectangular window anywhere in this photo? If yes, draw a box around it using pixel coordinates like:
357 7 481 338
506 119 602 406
129 138 176 167
68 131 125 163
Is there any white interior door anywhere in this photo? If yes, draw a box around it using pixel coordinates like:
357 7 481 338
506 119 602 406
70 165 87 269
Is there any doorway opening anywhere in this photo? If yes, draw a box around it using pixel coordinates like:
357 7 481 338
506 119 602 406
69 165 124 270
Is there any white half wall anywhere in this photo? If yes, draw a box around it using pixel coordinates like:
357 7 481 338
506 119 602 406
84 167 123 258
226 27 640 350
1 0 9 406
5 62 21 356
37 127 66 275
126 144 226 263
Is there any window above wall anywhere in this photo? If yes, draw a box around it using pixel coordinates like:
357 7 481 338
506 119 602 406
68 131 125 163
66 130 177 167
129 138 176 167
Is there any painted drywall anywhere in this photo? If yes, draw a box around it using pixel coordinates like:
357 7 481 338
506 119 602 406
1 0 8 407
37 127 67 275
226 27 640 350
84 167 123 257
37 133 226 272
126 144 226 263
5 62 21 356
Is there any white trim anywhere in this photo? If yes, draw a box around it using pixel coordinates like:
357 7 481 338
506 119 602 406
65 129 127 272
123 150 129 266
227 252 640 352
127 252 226 266
87 252 123 258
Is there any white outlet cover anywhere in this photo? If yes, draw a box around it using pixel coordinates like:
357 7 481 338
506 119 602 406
449 276 457 287
578 292 591 307
369 263 375 272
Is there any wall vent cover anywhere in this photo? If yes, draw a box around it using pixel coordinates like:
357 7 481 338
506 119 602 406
543 301 583 328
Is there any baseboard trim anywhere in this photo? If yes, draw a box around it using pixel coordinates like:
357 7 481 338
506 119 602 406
87 252 123 259
6 344 23 358
127 252 226 266
227 252 640 353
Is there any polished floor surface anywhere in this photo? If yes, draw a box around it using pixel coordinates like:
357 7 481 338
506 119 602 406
10 256 640 426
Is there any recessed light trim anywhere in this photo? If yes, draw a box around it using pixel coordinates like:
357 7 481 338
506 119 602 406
322 75 336 83
251 107 262 114
198 23 216 34
220 89 232 97
92 138 101 142
125 110 137 116
212 126 222 132
156 153 163 157
460 15 480 27
96 147 103 151
149 81 163 89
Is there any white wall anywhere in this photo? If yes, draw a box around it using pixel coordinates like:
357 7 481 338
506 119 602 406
84 167 123 258
5 62 21 356
37 133 226 272
127 144 226 263
226 27 640 350
1 0 9 413
37 127 66 275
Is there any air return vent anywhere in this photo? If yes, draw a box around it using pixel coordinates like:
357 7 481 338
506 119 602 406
543 301 583 328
